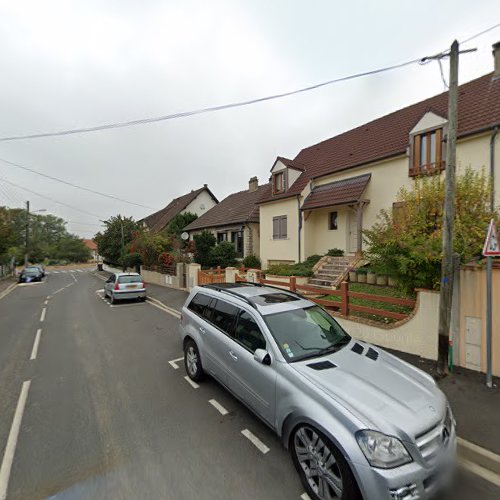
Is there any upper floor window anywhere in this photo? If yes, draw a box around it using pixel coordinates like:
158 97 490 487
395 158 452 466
272 215 287 240
273 171 285 194
410 128 444 176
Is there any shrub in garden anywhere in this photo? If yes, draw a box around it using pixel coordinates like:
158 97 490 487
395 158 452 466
193 231 216 268
327 248 344 257
242 254 261 269
210 241 238 268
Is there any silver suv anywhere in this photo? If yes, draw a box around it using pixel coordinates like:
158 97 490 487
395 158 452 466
180 283 456 500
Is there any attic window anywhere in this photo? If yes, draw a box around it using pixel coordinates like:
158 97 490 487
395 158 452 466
273 171 285 194
410 128 445 176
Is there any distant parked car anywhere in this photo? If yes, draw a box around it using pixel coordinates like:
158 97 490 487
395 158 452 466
18 266 44 283
181 283 456 500
104 272 146 304
32 265 45 277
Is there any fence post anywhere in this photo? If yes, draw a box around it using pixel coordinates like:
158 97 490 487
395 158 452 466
289 276 297 292
217 266 221 274
341 281 349 316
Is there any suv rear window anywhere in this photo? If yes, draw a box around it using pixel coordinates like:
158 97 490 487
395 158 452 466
188 293 212 316
118 275 142 283
211 300 238 334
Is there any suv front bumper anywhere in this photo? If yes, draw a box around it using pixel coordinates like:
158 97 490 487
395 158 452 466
352 427 457 500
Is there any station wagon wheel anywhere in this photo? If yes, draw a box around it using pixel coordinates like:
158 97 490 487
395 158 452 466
184 339 204 382
291 425 360 500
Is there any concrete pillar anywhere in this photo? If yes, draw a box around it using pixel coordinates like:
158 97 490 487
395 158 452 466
176 262 185 288
225 267 237 283
246 269 260 283
186 263 201 290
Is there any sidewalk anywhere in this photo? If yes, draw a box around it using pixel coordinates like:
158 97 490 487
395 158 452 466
0 276 17 298
388 349 500 456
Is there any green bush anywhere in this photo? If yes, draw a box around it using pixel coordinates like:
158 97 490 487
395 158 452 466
327 248 344 257
356 267 368 275
193 231 217 268
304 254 322 266
242 254 261 269
210 241 238 268
265 262 315 277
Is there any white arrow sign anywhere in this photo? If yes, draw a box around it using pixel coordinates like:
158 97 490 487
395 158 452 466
483 219 500 256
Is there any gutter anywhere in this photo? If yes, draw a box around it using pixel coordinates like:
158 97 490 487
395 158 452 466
297 195 302 263
490 127 498 212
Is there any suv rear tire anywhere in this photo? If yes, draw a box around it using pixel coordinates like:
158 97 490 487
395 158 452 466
184 339 204 382
290 425 361 500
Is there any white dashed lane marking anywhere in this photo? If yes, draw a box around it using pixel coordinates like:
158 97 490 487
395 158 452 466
40 308 46 322
300 493 311 500
209 399 228 416
168 357 184 369
184 376 199 389
30 329 42 360
241 429 270 454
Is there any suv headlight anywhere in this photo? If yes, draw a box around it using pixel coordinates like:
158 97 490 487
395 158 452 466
444 405 454 432
356 430 412 469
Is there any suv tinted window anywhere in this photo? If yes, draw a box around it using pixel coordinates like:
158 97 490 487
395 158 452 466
233 310 266 353
211 299 238 334
188 293 212 316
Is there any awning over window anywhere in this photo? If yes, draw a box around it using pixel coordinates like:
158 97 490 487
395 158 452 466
302 173 371 211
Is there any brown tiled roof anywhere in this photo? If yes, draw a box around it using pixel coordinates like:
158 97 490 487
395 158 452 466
142 186 218 232
184 183 270 231
275 156 306 171
83 239 97 250
260 72 500 204
302 174 371 210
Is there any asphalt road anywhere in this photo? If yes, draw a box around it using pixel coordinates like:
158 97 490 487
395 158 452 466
0 270 499 500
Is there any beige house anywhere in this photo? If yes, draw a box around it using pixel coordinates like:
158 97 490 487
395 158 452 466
185 177 268 259
259 42 500 268
141 184 218 232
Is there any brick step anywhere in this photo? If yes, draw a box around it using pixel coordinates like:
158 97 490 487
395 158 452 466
321 265 348 271
310 278 335 286
315 273 342 280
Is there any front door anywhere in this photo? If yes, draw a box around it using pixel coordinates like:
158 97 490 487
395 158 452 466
348 209 358 254
225 309 276 426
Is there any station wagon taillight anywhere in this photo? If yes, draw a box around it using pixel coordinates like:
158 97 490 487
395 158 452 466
114 282 120 291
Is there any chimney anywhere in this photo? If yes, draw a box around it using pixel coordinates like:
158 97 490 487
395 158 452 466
493 41 500 78
248 176 258 192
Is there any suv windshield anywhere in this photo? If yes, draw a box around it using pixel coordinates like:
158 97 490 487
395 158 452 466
264 306 350 362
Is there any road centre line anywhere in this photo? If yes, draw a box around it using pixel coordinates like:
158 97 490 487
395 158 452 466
184 376 199 389
0 380 31 500
40 308 46 322
209 399 228 416
168 357 185 369
241 429 270 454
30 329 42 360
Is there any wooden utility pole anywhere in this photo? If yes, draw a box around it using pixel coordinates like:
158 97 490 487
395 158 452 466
24 200 30 266
437 40 459 376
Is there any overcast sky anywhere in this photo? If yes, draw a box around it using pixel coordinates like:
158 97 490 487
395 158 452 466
0 0 499 238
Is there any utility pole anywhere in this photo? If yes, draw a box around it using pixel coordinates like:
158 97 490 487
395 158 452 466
120 218 125 271
24 200 30 266
437 40 459 376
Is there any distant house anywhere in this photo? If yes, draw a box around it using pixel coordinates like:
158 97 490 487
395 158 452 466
184 177 268 258
259 42 500 269
141 184 218 232
83 239 98 261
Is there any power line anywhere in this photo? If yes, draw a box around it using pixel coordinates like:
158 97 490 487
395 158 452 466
0 176 104 219
461 21 500 44
0 58 423 143
0 157 155 209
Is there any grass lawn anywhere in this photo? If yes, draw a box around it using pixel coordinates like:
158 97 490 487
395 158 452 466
324 283 416 324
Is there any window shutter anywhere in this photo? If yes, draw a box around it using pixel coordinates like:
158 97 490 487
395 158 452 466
273 217 279 239
436 128 443 170
280 216 287 239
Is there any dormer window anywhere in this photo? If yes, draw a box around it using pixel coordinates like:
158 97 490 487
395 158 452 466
273 171 285 194
410 128 445 176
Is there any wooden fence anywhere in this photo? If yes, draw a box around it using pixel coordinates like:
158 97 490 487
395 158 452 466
143 264 177 276
259 275 416 321
198 267 226 285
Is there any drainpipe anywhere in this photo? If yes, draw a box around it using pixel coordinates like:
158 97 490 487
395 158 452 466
490 126 498 212
297 195 302 263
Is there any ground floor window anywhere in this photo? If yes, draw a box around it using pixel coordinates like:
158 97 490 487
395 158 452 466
217 232 227 244
231 231 244 257
273 215 287 239
329 211 338 230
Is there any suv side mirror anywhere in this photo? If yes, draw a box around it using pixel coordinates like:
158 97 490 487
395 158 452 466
254 348 271 366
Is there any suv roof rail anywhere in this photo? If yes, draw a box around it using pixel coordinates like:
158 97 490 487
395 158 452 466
202 284 257 309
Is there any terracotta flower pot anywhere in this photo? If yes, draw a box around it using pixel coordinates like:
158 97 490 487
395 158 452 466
357 273 367 283
388 277 397 287
367 272 376 284
376 275 388 286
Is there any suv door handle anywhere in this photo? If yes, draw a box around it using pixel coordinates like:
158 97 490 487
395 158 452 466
199 327 206 334
229 351 238 361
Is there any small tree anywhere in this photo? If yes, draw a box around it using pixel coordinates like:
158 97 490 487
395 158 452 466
165 212 198 239
210 241 238 268
193 231 216 268
364 167 498 292
242 254 261 269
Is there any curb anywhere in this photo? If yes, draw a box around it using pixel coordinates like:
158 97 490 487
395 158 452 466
458 437 500 477
0 282 17 301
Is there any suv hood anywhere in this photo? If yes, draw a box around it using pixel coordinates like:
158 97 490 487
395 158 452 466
291 341 446 439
